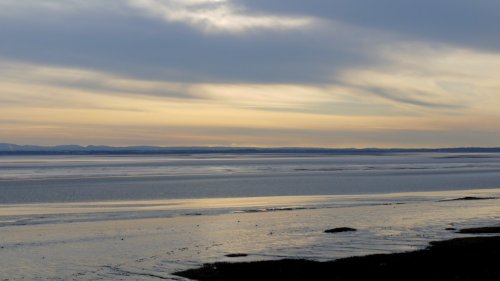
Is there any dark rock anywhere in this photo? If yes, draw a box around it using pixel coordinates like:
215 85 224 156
439 197 497 202
324 227 357 233
458 227 500 234
225 253 248 258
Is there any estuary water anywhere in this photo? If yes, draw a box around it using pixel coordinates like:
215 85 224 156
1 153 500 203
1 153 500 280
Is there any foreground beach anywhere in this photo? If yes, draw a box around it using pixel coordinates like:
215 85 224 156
176 234 500 281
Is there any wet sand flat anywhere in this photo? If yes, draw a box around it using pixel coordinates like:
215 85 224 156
1 190 500 280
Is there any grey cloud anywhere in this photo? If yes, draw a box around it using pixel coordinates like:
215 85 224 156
237 0 500 51
0 1 375 84
2 0 499 88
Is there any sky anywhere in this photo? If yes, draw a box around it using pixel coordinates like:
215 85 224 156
1 0 500 148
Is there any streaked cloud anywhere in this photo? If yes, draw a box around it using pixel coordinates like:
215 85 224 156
2 49 500 147
339 44 500 113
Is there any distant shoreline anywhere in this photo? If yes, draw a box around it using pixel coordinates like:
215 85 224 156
1 143 500 156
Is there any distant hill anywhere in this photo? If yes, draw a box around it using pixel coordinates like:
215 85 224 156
1 143 500 155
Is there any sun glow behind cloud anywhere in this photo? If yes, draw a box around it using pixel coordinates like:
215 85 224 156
127 0 317 33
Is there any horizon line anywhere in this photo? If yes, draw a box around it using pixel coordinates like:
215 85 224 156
2 143 500 151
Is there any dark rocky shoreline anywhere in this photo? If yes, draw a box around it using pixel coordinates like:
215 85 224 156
175 227 500 281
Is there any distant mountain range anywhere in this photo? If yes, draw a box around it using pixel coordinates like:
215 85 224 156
1 143 500 155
